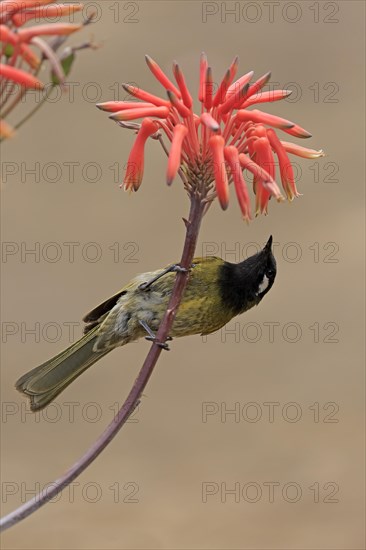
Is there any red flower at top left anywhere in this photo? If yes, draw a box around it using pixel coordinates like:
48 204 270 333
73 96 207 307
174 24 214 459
0 0 95 138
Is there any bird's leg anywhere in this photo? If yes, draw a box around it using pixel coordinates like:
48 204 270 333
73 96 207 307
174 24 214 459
138 264 189 291
138 320 172 351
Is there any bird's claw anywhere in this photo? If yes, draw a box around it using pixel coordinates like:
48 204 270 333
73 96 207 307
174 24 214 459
145 336 171 351
138 263 194 292
138 281 150 291
172 265 189 273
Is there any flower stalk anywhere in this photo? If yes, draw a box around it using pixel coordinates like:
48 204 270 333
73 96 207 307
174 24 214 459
0 187 206 533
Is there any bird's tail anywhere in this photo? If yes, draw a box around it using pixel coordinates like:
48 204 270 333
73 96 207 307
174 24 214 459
15 327 110 411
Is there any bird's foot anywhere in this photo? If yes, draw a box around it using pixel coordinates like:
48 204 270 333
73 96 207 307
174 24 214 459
171 265 189 273
138 263 192 291
139 320 172 350
145 335 171 351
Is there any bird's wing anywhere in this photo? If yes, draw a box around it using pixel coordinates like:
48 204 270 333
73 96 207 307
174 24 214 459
82 289 129 334
81 265 173 333
191 256 221 266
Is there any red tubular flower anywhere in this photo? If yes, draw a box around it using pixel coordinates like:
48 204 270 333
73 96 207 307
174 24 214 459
0 118 15 138
226 70 253 98
209 135 229 210
110 106 169 122
167 90 191 118
0 63 43 88
252 137 276 215
282 124 312 139
201 112 220 132
11 4 82 26
236 109 294 130
280 141 324 159
198 52 208 103
124 118 159 191
172 62 192 108
212 69 231 108
242 89 293 107
145 54 181 98
204 66 213 110
17 23 82 42
219 79 251 115
100 53 323 219
97 101 155 112
122 84 170 107
167 124 188 185
238 152 276 184
267 128 300 201
244 72 272 102
224 146 251 221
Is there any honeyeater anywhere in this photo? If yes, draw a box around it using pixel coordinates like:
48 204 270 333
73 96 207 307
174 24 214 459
16 236 276 411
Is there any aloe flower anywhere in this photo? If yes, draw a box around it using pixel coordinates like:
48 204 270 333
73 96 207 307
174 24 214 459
0 0 95 138
98 54 324 220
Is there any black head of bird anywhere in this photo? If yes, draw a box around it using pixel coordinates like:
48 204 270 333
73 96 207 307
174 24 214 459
218 235 277 315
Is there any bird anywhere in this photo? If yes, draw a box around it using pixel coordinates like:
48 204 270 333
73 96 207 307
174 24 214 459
16 236 276 411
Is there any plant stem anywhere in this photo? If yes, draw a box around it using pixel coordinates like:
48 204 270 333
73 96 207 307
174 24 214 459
0 193 205 532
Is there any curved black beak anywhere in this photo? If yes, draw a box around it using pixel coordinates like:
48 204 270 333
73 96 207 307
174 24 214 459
264 235 273 253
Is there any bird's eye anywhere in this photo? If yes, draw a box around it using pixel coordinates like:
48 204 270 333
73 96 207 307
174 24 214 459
266 268 274 277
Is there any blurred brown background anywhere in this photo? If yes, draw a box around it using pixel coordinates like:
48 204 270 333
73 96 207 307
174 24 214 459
1 1 365 548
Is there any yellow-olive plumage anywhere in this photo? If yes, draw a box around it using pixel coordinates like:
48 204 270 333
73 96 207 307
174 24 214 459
16 237 276 410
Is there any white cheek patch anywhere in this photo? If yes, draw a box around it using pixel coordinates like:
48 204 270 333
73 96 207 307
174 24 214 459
257 275 270 294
